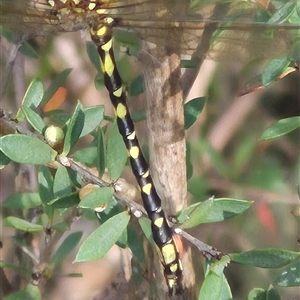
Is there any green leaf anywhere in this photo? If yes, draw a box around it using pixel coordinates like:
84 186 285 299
52 221 70 232
51 232 83 265
113 28 142 56
79 187 114 209
129 75 144 96
106 121 127 180
127 226 145 264
180 59 196 68
230 249 300 268
266 285 280 300
97 128 106 176
41 68 72 106
288 40 300 63
198 256 231 300
131 109 146 122
0 134 57 164
38 166 54 218
53 165 72 198
4 216 43 232
48 192 80 208
16 79 44 121
262 56 290 86
0 150 11 168
276 260 300 287
38 166 54 204
178 198 253 229
261 116 300 140
116 228 127 249
80 105 104 137
138 217 155 246
247 288 266 300
4 284 41 300
186 141 193 180
75 211 130 262
19 42 39 58
21 106 46 134
268 2 296 24
62 102 85 155
184 97 206 130
94 71 105 90
0 261 31 273
86 41 101 72
2 193 42 209
72 146 98 166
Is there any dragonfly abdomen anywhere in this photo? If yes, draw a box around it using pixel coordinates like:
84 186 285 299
90 17 184 296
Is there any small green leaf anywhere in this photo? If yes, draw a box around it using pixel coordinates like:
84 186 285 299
97 128 106 176
127 226 145 264
48 192 80 208
113 28 142 56
0 261 31 273
2 193 42 209
180 59 196 68
0 135 57 164
184 97 206 130
86 41 101 72
186 141 193 180
41 68 72 106
79 187 114 209
51 232 83 265
75 211 130 262
138 217 155 246
65 273 83 278
268 2 296 24
38 166 54 218
247 288 266 300
16 79 44 121
94 72 105 90
288 40 300 63
276 260 300 287
62 102 85 155
261 116 300 140
262 56 290 86
107 121 127 180
230 248 300 268
4 216 43 232
178 198 253 229
129 75 144 96
52 221 70 232
266 285 280 300
116 228 127 249
198 256 231 300
19 42 39 58
80 105 104 137
53 165 72 198
131 109 146 122
0 150 11 168
72 146 98 166
21 106 46 134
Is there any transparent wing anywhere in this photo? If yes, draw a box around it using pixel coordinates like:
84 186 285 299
1 0 299 53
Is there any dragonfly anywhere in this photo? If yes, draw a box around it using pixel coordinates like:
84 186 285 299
1 0 299 299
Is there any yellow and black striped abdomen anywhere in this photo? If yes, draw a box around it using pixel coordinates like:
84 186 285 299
90 18 183 295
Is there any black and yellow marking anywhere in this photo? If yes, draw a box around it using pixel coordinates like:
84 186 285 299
90 17 183 296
